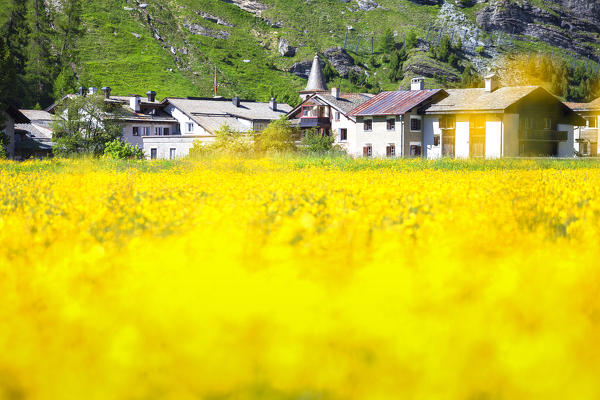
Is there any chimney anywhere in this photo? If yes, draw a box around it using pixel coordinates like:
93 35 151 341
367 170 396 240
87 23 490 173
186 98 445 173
101 87 112 99
88 87 98 95
78 87 87 96
269 98 277 111
331 87 340 99
130 95 141 113
146 90 157 102
485 73 499 92
232 96 240 107
411 77 425 91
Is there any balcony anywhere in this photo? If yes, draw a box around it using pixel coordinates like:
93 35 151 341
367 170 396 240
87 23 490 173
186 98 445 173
519 129 568 142
299 117 331 129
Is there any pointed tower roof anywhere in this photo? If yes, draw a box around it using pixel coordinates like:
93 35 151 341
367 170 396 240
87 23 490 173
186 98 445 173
303 54 328 93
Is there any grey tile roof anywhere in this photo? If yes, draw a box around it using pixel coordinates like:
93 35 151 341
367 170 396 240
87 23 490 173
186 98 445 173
166 97 291 134
19 109 53 122
15 123 53 139
426 86 540 113
317 93 374 114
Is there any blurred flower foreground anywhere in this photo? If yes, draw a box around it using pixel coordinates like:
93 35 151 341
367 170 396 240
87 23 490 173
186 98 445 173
1 157 600 400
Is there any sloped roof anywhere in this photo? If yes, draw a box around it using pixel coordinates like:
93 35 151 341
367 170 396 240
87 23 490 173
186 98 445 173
119 108 177 123
15 123 53 139
165 97 291 134
567 98 600 111
319 93 374 114
426 86 540 113
350 89 445 116
20 109 53 121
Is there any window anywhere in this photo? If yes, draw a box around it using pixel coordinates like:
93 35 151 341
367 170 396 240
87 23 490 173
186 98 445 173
164 127 170 136
433 134 440 146
410 143 422 157
143 127 151 136
132 126 140 136
363 145 372 158
339 128 347 141
187 123 194 133
523 118 534 130
364 119 372 132
439 115 455 129
587 117 597 128
302 106 318 118
387 118 396 131
170 148 176 160
544 118 553 130
155 127 162 136
386 144 396 157
335 111 340 121
410 117 422 131
150 148 157 160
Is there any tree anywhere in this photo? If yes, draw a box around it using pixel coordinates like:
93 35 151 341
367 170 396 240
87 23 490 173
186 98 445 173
254 117 297 154
388 50 404 82
405 31 417 51
25 0 56 108
379 28 395 53
1 0 30 106
459 64 482 88
300 130 335 154
51 94 125 157
322 62 339 83
56 0 82 66
103 139 145 160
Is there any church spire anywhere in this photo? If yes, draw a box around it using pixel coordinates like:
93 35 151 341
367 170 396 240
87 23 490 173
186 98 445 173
301 54 328 97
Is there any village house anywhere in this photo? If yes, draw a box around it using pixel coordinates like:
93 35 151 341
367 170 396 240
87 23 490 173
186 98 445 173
565 98 600 156
423 74 584 158
1 106 29 159
48 87 291 159
14 109 54 159
286 54 374 153
157 96 291 159
348 78 448 157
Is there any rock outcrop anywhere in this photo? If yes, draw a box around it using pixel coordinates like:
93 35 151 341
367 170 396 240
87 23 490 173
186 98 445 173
476 0 600 57
323 47 361 78
184 23 230 39
278 39 296 57
289 59 325 79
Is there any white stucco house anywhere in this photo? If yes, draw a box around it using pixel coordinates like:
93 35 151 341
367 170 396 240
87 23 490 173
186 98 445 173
347 78 449 157
286 54 374 154
565 98 600 156
423 74 584 158
156 96 291 159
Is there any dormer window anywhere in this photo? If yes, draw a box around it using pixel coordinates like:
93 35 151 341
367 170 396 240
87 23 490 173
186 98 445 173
302 105 318 118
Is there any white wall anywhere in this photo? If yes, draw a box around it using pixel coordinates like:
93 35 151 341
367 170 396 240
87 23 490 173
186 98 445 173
455 115 470 158
142 136 215 160
485 116 502 158
423 115 441 159
165 104 209 136
354 116 403 157
557 123 575 157
331 112 357 155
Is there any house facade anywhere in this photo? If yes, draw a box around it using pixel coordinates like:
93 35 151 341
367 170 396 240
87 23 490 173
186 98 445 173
286 54 374 154
424 75 583 158
348 78 448 157
2 106 29 159
156 96 291 159
566 98 600 156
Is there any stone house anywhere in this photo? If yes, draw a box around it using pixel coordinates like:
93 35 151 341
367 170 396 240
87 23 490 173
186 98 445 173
348 78 448 157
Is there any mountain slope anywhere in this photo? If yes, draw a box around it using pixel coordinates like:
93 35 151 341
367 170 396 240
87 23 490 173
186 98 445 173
1 0 599 107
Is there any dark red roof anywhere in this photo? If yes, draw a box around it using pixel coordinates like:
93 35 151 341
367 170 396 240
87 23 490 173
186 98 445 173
350 89 445 116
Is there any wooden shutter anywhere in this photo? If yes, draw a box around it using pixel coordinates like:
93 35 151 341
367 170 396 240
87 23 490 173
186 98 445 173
363 146 368 157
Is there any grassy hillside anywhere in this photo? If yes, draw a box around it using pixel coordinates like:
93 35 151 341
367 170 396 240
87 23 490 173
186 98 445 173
1 0 598 106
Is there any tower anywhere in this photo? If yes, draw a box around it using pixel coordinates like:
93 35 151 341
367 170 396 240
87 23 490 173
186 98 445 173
299 54 328 100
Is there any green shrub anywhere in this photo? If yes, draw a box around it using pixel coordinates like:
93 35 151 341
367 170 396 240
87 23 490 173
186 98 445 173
300 130 334 154
255 117 297 154
103 139 145 160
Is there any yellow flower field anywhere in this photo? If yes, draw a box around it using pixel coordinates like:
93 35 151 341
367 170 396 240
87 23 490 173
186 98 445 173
1 157 600 399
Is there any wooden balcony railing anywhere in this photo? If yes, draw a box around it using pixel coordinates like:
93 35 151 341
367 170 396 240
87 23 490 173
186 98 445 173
519 129 568 141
